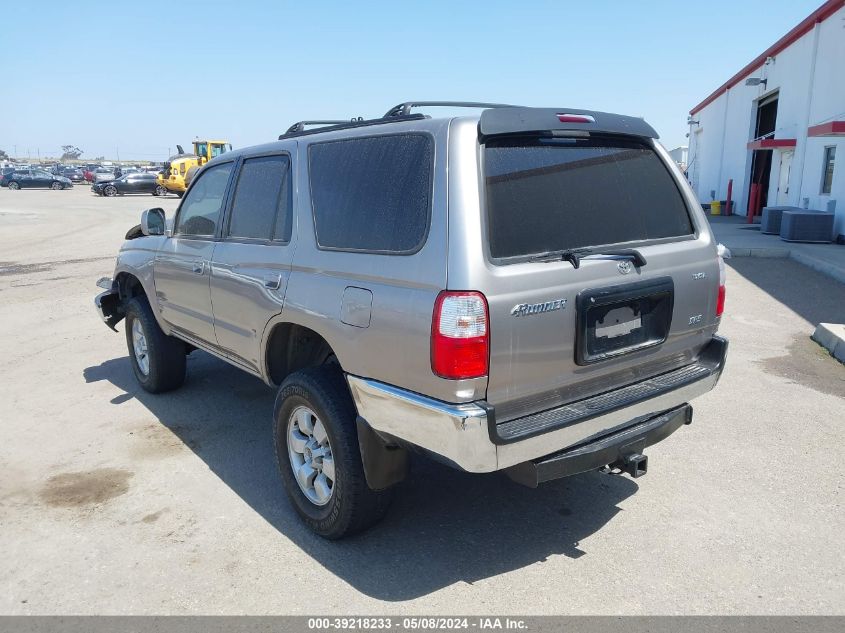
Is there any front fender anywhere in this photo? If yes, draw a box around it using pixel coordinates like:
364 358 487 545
113 236 171 335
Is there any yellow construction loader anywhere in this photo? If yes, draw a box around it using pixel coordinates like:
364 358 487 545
157 139 232 196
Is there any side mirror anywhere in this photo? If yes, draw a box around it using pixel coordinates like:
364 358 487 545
140 208 166 236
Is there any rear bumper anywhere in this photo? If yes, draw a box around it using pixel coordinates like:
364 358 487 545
347 336 727 474
505 404 692 487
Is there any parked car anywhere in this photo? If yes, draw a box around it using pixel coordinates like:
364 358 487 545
82 164 100 181
0 167 16 185
94 102 728 539
93 167 117 184
62 168 85 183
92 172 166 197
3 169 72 190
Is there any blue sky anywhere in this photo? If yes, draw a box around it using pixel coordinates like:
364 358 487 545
1 0 824 161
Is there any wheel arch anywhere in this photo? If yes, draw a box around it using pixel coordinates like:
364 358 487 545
263 321 340 387
112 260 172 335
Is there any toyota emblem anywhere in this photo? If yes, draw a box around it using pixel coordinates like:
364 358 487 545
617 261 632 275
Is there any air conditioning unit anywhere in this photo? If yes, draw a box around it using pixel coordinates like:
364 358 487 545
760 206 797 235
780 209 835 243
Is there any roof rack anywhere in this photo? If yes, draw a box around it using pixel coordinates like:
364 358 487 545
278 114 427 140
284 119 364 135
383 101 517 118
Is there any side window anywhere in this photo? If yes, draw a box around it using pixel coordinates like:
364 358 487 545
308 134 433 253
174 162 234 237
821 146 836 195
227 155 292 241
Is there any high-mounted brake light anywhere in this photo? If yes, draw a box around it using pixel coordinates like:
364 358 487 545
431 291 489 380
556 113 596 124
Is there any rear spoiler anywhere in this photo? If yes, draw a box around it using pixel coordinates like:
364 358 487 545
478 107 659 140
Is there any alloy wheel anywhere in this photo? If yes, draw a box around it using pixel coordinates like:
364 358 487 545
131 318 150 376
287 406 335 506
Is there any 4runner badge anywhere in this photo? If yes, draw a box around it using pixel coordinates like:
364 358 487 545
511 299 567 317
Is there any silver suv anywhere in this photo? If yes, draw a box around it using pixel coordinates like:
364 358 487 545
95 102 728 538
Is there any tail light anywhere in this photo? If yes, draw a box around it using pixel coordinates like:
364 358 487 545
716 251 727 316
431 291 489 379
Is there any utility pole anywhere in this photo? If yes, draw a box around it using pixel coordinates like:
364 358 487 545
116 147 120 162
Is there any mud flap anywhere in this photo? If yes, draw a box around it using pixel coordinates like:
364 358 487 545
356 416 408 491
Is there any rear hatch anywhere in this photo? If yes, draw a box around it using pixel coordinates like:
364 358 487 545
476 111 720 425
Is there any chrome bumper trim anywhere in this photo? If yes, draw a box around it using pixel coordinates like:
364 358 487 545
347 337 726 474
346 376 496 472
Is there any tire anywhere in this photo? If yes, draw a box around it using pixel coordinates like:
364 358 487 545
124 296 186 393
51 181 62 190
104 185 117 197
8 181 19 190
273 366 392 539
154 185 167 197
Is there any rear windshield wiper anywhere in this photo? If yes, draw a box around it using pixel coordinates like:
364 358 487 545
582 248 648 267
528 247 647 269
528 248 589 268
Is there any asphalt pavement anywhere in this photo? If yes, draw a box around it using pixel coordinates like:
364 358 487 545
1 187 843 615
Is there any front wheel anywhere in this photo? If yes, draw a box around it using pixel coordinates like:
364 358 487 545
154 185 167 197
51 181 63 190
8 181 20 190
104 185 117 197
124 296 186 393
273 367 392 539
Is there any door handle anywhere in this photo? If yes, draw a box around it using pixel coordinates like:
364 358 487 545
263 274 282 290
192 261 205 275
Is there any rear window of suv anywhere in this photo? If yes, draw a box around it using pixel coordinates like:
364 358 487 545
484 137 693 261
309 134 433 254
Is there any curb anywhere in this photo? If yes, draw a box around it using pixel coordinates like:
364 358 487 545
727 246 845 285
811 323 845 364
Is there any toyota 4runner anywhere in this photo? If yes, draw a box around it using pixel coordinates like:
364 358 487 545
95 102 728 538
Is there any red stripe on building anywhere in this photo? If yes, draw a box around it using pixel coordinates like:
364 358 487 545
807 121 845 136
690 0 844 115
746 138 797 150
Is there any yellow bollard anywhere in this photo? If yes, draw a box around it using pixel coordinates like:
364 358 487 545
710 201 721 216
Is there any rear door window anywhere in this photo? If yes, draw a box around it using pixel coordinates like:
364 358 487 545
227 155 292 242
484 137 693 261
308 134 433 253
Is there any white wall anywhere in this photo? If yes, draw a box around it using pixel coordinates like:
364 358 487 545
688 5 845 237
797 11 845 236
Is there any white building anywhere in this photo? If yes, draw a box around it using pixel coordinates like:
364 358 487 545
667 146 689 172
687 0 844 240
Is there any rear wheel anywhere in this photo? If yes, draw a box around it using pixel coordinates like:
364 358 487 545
154 185 167 197
124 296 186 393
273 366 392 539
104 185 117 197
8 181 19 190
